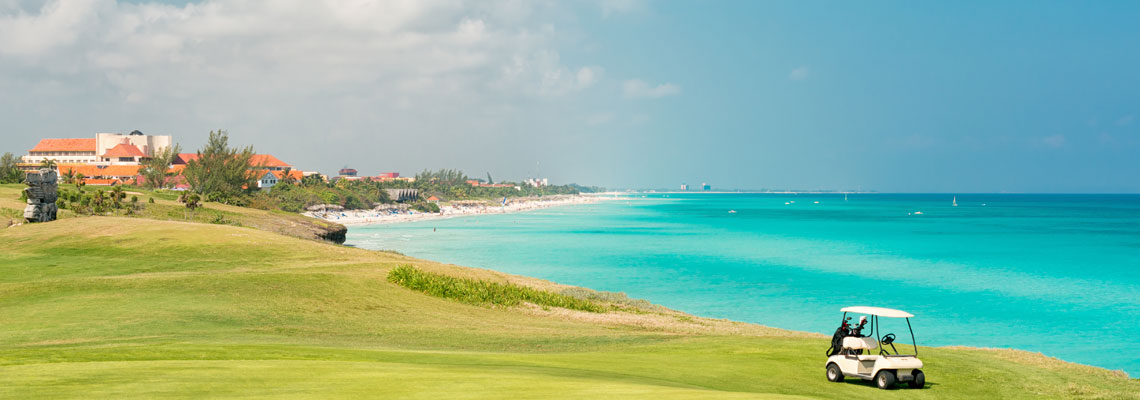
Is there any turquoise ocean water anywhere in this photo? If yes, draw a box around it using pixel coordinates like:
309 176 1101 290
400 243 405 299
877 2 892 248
346 193 1140 375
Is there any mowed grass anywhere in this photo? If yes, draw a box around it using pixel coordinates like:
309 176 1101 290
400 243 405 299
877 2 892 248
1 217 1137 399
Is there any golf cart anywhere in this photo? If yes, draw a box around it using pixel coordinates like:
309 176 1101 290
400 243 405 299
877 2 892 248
824 306 925 389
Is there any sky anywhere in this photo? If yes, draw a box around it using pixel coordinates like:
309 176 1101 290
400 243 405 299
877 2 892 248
1 0 1138 192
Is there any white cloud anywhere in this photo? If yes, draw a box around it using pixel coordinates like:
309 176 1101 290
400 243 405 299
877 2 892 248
622 79 680 99
0 1 602 103
0 0 631 181
495 52 602 97
1117 115 1134 126
576 66 602 88
1041 134 1066 148
789 66 809 80
0 0 104 57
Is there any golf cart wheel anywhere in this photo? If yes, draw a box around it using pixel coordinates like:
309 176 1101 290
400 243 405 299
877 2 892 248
826 363 844 382
908 370 925 389
875 370 897 390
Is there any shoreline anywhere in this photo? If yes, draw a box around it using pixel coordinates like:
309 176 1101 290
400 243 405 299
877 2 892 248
328 195 1137 378
304 194 607 226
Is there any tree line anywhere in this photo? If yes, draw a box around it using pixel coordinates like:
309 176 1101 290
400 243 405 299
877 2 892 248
5 130 595 213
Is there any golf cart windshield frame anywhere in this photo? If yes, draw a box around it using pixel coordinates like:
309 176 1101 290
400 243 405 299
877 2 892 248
841 312 918 356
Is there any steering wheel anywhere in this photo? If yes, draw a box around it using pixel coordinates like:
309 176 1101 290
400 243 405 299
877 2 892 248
880 333 896 346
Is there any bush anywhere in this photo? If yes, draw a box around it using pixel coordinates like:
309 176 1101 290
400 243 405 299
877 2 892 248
148 197 155 204
342 194 368 210
411 202 440 213
386 265 606 313
559 287 667 312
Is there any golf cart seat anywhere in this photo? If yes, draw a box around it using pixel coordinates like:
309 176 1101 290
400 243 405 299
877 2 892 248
842 336 878 350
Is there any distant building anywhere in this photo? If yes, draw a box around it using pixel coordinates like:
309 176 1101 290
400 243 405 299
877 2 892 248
339 168 358 177
82 178 121 187
681 183 689 191
24 138 98 165
253 170 303 191
301 171 326 182
385 189 419 202
173 153 293 171
256 171 279 190
376 172 399 179
95 131 172 164
58 164 141 182
524 178 548 187
250 154 292 171
24 130 171 167
99 143 147 164
702 182 711 191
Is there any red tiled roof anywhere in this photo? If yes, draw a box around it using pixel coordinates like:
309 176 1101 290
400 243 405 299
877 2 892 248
174 153 291 168
102 143 145 158
58 164 141 178
251 154 291 168
82 178 121 186
173 153 199 165
30 138 96 152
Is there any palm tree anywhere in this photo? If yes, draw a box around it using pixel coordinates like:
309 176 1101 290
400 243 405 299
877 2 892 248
92 189 106 212
61 168 76 184
74 173 86 191
39 159 58 171
110 186 126 208
279 167 297 185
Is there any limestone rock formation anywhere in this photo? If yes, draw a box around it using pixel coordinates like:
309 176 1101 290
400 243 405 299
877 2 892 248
23 168 58 223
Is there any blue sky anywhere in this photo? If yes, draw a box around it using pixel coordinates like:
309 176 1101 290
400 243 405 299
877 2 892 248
1 1 1137 192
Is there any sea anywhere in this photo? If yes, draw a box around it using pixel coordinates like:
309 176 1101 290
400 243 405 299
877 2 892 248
346 193 1140 376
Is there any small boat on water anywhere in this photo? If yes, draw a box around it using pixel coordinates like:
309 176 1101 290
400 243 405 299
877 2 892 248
953 196 958 207
728 210 737 214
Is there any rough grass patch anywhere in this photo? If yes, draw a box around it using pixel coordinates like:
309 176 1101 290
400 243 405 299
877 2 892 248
387 265 606 313
558 287 668 313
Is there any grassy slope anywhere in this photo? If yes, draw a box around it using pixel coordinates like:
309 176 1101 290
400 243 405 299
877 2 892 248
1 218 1137 399
0 184 344 242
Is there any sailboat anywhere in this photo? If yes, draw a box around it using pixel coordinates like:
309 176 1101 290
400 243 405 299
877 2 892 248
953 196 958 207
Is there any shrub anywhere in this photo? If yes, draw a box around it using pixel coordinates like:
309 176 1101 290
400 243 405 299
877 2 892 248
411 202 440 213
386 265 606 313
210 213 235 225
343 194 368 210
148 197 155 204
559 287 667 312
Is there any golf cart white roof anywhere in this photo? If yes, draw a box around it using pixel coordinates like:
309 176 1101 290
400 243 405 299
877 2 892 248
841 306 914 318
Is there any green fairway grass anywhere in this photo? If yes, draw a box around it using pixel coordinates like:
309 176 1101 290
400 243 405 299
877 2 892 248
1 217 1137 399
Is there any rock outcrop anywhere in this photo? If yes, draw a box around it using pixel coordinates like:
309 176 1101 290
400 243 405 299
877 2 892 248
317 223 348 244
23 169 58 223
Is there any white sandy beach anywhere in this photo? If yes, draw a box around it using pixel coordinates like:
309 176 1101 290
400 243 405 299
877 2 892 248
304 195 608 226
